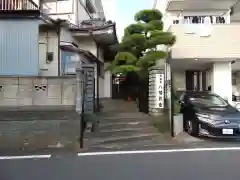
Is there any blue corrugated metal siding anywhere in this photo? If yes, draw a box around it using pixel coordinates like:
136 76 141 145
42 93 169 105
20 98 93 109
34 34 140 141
0 20 39 76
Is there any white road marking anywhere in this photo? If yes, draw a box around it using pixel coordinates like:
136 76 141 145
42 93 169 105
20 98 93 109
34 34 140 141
128 122 140 125
77 147 240 156
0 154 51 160
2 147 240 160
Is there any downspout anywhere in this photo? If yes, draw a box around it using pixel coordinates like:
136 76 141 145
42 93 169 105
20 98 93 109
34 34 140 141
56 22 61 76
96 44 100 112
76 0 79 24
89 31 100 112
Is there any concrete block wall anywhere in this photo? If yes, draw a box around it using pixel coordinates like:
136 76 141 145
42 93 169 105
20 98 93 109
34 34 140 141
0 76 82 150
0 77 76 108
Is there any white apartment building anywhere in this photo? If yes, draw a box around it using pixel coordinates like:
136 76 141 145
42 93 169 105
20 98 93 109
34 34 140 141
154 0 240 103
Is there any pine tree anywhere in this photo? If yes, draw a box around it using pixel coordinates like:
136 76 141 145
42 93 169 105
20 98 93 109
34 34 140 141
107 9 176 79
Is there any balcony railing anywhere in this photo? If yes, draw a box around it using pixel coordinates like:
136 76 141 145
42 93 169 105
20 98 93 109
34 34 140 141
0 0 38 10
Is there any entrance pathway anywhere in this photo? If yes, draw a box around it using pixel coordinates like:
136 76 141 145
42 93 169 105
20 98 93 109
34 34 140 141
84 99 179 151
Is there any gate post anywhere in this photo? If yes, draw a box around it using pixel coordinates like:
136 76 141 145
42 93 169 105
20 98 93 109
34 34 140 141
76 66 83 114
148 66 166 116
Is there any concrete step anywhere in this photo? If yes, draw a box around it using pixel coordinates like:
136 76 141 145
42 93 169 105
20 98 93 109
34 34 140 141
85 126 157 138
86 134 171 150
97 112 149 118
100 100 139 113
97 111 154 121
97 121 152 130
97 118 152 124
90 140 175 150
85 133 161 145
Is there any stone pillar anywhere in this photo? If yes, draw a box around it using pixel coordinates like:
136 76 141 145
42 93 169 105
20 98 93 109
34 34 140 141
199 71 203 91
212 62 232 102
75 64 83 114
149 66 165 116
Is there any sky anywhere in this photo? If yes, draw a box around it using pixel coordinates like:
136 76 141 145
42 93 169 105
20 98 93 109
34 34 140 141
102 0 154 40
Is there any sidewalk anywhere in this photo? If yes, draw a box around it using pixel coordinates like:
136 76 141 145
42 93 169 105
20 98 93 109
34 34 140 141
0 110 81 156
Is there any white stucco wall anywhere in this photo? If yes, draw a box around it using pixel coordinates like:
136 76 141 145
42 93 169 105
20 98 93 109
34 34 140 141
39 31 59 76
212 62 232 102
103 63 112 98
75 0 91 23
39 27 76 76
60 27 76 43
98 51 112 98
172 71 185 91
78 37 97 56
98 47 111 98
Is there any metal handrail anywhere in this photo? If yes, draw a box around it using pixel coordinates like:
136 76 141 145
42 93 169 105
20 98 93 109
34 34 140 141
0 0 39 10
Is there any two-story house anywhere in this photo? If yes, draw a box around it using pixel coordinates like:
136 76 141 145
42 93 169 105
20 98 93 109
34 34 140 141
154 0 240 103
0 0 118 106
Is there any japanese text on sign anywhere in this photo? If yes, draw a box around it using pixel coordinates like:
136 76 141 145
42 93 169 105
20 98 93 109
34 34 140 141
155 73 164 108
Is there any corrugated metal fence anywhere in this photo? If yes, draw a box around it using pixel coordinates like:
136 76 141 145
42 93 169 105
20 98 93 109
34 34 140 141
0 20 39 76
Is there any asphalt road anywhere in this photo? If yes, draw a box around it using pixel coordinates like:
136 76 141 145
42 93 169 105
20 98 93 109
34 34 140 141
1 147 240 180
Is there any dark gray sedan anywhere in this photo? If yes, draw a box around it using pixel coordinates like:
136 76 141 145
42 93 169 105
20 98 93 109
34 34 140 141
180 91 240 138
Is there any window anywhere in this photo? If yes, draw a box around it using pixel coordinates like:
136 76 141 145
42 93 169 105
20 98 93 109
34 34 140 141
61 50 77 74
189 94 228 107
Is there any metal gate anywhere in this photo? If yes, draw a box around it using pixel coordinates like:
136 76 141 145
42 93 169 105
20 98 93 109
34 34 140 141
82 65 95 113
138 78 149 113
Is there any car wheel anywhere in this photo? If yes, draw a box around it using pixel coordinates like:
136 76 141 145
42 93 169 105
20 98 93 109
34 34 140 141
187 119 199 136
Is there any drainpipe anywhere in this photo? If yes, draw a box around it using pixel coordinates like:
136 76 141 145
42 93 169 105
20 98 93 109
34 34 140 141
89 31 100 112
56 21 61 76
170 70 174 137
96 44 100 112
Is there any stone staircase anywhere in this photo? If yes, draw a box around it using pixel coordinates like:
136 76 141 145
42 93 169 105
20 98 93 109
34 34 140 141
84 99 176 151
